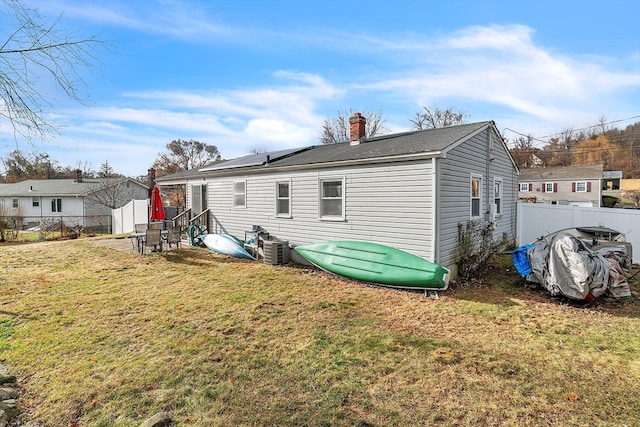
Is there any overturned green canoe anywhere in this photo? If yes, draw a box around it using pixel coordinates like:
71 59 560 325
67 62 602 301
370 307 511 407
294 241 450 290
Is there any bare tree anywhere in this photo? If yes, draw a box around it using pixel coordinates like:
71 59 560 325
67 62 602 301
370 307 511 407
84 177 141 210
152 139 222 211
410 105 469 130
320 108 389 144
0 0 100 141
509 135 537 169
152 139 222 175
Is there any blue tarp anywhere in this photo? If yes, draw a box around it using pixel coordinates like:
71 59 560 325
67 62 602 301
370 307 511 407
512 243 534 277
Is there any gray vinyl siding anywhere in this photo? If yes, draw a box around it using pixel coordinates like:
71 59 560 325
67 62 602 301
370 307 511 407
438 127 518 273
200 160 436 260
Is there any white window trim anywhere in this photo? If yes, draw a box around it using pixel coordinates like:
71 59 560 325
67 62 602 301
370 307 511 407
318 176 345 221
519 183 529 192
576 181 587 192
544 182 555 193
51 198 62 213
494 177 503 217
275 180 292 218
233 180 246 208
470 174 483 220
12 199 19 209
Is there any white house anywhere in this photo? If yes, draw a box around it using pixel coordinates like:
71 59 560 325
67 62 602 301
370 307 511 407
0 175 149 231
157 116 519 278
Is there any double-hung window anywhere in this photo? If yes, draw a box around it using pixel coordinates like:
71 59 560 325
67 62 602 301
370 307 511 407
12 199 19 209
470 175 482 219
319 177 344 220
574 181 588 192
51 198 62 213
32 197 39 207
233 181 246 208
543 182 556 193
519 183 529 192
276 181 291 217
494 178 503 216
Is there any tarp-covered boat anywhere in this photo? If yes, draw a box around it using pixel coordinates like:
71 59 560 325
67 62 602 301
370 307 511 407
294 240 450 290
512 230 632 301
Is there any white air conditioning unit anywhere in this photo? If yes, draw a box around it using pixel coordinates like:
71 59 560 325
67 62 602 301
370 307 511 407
263 240 289 265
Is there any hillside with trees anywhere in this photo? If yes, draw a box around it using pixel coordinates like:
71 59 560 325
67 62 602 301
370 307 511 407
508 121 640 178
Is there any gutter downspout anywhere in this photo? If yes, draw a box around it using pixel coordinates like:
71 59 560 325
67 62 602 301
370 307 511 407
432 157 440 265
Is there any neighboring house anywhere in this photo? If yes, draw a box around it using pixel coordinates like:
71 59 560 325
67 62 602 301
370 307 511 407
157 116 519 278
518 164 608 207
0 174 149 230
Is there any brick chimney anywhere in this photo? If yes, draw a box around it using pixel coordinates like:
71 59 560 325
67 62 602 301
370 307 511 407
349 112 366 145
74 169 83 182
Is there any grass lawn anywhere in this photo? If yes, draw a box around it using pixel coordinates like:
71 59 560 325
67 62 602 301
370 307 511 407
1 239 639 426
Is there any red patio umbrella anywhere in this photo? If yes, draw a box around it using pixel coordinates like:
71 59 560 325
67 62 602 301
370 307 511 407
150 186 166 221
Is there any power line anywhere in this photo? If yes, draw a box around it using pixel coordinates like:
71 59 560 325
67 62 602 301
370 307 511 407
502 114 640 146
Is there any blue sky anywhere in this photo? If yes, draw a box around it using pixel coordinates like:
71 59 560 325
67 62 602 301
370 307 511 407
2 0 639 177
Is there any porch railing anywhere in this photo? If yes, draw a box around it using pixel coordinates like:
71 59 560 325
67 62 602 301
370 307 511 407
189 209 210 234
172 208 191 234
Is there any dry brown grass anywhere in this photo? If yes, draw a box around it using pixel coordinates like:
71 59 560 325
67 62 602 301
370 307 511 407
1 239 639 426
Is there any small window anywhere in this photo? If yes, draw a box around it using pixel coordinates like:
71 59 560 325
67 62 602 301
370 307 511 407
32 197 39 207
519 183 529 192
12 199 19 209
544 182 555 193
494 178 503 215
276 181 291 217
319 178 344 220
576 181 587 192
233 181 246 208
51 198 62 213
471 175 482 218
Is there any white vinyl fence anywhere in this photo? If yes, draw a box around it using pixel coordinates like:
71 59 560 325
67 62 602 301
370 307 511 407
111 199 149 234
517 202 640 263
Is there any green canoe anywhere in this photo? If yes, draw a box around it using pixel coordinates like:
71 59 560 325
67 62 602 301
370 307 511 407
294 241 450 290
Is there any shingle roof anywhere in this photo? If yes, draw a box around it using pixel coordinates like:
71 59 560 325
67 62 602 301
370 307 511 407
157 121 493 182
518 164 604 181
0 178 147 197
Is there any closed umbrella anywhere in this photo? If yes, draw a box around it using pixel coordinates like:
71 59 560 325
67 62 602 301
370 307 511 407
150 186 166 221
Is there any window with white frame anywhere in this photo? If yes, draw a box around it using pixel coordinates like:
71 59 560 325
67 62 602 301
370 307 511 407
519 183 529 191
51 198 62 212
319 178 344 220
470 175 482 218
233 181 246 208
494 178 503 216
12 199 19 209
544 182 555 193
276 181 291 217
32 197 39 207
575 181 587 192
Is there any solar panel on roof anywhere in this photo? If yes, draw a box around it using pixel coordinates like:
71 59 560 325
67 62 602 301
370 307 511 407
200 147 307 172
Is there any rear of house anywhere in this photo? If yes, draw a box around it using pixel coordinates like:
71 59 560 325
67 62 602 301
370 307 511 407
158 118 518 278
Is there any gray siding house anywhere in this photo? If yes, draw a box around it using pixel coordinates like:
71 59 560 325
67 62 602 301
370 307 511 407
157 117 519 278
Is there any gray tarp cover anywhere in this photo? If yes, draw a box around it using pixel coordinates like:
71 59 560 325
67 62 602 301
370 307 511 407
525 232 631 300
